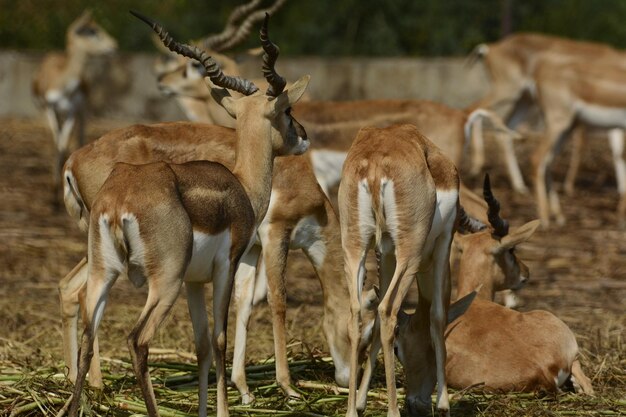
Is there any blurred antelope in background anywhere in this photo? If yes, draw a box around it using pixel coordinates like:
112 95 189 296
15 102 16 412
154 0 287 126
66 12 310 417
396 176 594 415
32 10 117 204
532 57 626 228
156 54 525 196
339 124 459 417
468 33 626 227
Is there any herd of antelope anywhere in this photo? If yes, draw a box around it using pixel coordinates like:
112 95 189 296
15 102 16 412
31 2 616 416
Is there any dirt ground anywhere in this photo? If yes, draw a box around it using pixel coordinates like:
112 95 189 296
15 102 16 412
0 117 624 416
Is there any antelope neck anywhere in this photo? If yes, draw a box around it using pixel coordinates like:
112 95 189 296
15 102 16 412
231 119 275 223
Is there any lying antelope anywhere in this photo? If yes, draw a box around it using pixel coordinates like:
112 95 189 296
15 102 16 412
396 176 594 408
533 56 626 227
60 12 377 406
339 124 459 417
32 10 117 204
67 12 310 417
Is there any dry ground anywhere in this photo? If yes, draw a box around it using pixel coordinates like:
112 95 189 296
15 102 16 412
0 117 624 416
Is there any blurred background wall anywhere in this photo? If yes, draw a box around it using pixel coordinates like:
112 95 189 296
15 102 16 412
2 0 626 121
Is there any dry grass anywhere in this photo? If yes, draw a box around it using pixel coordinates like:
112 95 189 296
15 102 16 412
0 118 624 416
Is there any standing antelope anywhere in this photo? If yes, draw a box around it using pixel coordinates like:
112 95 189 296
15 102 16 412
32 10 117 204
67 12 310 417
61 129 378 403
59 9 378 408
468 33 626 210
154 0 287 126
533 56 626 227
339 124 459 417
155 58 525 195
396 176 594 403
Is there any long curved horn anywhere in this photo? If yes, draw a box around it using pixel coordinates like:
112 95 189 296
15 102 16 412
215 0 288 52
260 13 286 97
457 206 487 234
483 174 509 238
203 0 263 51
131 11 259 96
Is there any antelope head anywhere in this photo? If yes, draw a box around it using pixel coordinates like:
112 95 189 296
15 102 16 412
67 10 117 55
133 10 310 157
454 174 540 299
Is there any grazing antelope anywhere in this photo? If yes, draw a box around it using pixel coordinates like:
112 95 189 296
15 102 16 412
32 10 117 204
339 124 459 417
396 176 594 405
532 57 626 227
66 12 310 417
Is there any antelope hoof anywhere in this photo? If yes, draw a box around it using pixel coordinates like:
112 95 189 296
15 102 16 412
286 390 302 403
240 391 256 405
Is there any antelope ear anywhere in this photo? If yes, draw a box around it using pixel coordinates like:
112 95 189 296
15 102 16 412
274 74 311 113
211 88 237 119
496 219 540 252
362 287 379 312
397 309 410 330
447 290 477 324
453 234 470 253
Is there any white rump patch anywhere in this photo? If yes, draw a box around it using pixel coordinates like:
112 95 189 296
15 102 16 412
380 178 398 244
357 179 376 247
98 214 124 274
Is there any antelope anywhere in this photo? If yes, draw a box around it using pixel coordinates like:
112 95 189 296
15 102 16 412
396 176 594 408
32 10 117 204
153 0 287 127
155 58 526 195
532 56 626 227
339 124 459 417
468 33 626 211
66 12 310 417
60 130 379 403
59 12 377 407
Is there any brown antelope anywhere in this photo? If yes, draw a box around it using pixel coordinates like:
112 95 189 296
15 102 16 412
153 0 287 127
66 12 310 417
155 58 525 195
339 124 459 417
59 12 378 407
32 10 117 204
468 33 626 216
532 56 626 227
60 129 378 403
396 176 594 409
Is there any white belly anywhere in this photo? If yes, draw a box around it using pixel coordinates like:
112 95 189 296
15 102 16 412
575 100 626 129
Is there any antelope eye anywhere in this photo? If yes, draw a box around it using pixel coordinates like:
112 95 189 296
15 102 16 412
76 26 97 36
191 61 206 76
